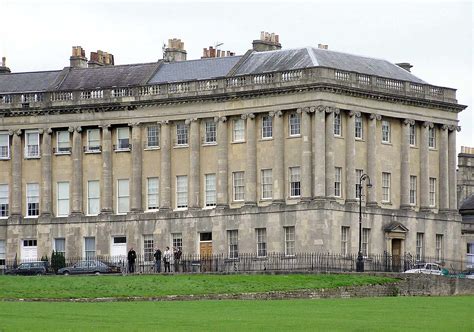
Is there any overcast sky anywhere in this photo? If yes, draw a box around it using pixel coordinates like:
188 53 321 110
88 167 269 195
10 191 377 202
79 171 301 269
0 0 472 150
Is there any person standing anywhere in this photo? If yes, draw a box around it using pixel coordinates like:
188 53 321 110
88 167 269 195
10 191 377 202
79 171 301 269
127 247 137 273
163 246 171 273
173 247 182 273
154 248 162 273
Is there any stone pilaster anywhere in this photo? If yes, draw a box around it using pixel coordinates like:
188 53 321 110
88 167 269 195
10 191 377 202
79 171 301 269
216 117 228 208
367 114 380 206
71 126 83 215
271 110 285 204
130 123 142 212
400 119 414 209
10 130 22 216
243 113 256 205
313 105 326 199
325 107 337 198
438 125 449 211
188 118 200 209
160 121 171 210
299 107 312 200
448 126 459 210
419 121 432 211
40 128 53 216
345 111 357 202
100 125 113 213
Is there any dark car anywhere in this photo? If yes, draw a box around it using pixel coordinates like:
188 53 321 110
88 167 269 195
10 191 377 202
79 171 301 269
5 261 49 275
58 260 116 275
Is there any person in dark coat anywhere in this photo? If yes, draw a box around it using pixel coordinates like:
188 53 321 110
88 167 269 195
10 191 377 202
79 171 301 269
127 247 137 273
153 248 162 273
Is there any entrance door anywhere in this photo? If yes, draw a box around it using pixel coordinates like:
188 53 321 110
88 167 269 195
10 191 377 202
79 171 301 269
392 239 402 272
199 232 212 272
111 236 127 263
200 242 212 256
21 239 38 262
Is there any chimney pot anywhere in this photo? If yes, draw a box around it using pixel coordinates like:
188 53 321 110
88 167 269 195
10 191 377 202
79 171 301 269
253 31 282 52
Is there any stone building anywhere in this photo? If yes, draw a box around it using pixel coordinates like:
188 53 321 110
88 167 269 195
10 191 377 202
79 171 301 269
458 147 474 268
0 33 467 266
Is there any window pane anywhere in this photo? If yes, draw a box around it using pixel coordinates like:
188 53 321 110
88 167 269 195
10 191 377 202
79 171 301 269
289 113 300 136
233 119 244 142
205 174 216 207
176 176 188 208
147 126 159 147
147 177 159 209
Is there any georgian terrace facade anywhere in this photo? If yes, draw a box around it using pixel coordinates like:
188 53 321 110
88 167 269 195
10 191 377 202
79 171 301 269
0 45 466 263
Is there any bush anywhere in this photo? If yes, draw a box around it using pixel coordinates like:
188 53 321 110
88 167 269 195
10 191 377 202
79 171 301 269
50 251 66 274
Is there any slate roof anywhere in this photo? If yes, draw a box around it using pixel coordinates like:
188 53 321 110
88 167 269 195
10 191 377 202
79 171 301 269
0 70 63 93
149 56 242 84
234 47 427 84
58 63 159 90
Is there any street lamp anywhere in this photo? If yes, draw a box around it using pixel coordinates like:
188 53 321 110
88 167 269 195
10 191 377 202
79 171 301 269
357 173 372 272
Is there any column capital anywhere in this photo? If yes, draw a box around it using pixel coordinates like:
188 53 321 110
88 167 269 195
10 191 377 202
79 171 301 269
215 116 227 123
296 107 312 115
326 106 339 114
369 113 381 121
448 125 461 132
185 118 198 125
269 110 283 117
315 105 327 112
422 121 434 128
76 126 82 133
403 119 415 126
441 124 450 131
14 129 22 136
348 110 361 118
158 120 169 126
38 128 44 134
128 122 141 127
99 124 111 129
241 113 255 120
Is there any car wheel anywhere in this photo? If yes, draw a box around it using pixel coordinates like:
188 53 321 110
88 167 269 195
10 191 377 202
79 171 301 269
94 271 101 275
63 271 70 276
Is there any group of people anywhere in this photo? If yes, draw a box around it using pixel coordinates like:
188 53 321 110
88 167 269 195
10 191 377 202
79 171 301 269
126 246 182 273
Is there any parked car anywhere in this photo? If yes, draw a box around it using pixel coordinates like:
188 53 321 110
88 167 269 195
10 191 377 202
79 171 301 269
5 261 49 276
58 260 117 275
404 262 443 275
460 270 474 279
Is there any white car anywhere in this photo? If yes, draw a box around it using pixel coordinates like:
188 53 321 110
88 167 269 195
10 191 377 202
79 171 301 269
404 263 443 275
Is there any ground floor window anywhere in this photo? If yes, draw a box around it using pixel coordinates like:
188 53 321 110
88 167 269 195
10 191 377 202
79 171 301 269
341 227 350 256
0 240 5 267
172 233 183 251
143 235 154 262
435 234 443 261
284 226 295 256
256 228 267 257
362 228 370 257
84 237 96 260
227 230 238 258
54 238 65 257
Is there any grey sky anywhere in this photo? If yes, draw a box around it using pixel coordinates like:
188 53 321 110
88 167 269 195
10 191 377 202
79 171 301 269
1 0 472 149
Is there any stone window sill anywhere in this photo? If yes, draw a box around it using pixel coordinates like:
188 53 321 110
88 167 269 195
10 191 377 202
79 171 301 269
231 140 245 145
173 145 189 149
0 157 11 160
54 152 71 156
144 147 160 151
114 149 131 153
202 142 217 147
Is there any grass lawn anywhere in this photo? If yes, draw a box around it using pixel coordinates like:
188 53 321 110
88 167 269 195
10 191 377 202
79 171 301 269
0 274 395 299
0 296 472 331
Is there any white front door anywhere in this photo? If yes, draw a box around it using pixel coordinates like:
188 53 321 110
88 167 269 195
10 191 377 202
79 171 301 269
111 236 127 262
21 239 38 262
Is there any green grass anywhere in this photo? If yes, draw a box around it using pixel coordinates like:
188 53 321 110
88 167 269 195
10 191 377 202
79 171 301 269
0 297 472 331
0 274 395 299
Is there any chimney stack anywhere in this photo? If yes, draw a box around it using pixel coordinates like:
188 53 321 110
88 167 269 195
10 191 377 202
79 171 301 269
70 46 88 68
318 44 328 50
201 46 236 59
252 31 281 52
0 56 11 74
88 50 115 68
396 62 413 72
163 38 187 62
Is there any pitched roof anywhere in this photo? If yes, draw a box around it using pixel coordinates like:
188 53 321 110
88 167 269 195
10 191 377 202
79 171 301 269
148 56 242 84
0 70 63 93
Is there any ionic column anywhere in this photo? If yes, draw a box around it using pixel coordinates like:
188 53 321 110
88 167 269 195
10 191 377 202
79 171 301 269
71 126 83 215
299 107 312 200
130 123 143 212
367 114 380 206
159 121 171 210
448 126 459 210
438 125 449 211
243 113 256 205
419 122 431 210
345 111 357 202
313 106 326 199
216 117 228 208
188 118 200 209
400 119 414 209
325 108 337 198
10 130 22 216
271 110 284 204
40 128 53 216
100 125 113 213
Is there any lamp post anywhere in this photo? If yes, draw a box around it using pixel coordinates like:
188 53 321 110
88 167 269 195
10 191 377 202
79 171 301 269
357 173 372 272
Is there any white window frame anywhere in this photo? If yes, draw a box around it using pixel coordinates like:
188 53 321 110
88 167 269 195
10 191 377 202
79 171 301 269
409 124 416 146
57 181 70 217
355 169 363 199
26 183 39 217
333 113 342 136
382 172 391 203
0 184 8 218
116 127 130 151
429 177 436 207
341 226 350 256
84 237 96 260
435 234 443 261
204 121 217 144
256 228 267 257
233 119 245 142
362 228 370 257
355 116 363 139
117 179 130 214
416 232 424 261
410 175 417 205
261 169 273 200
233 171 245 202
284 226 295 256
429 127 436 148
54 238 66 257
172 233 183 251
25 130 40 158
56 130 71 154
146 125 159 149
0 239 5 267
0 132 10 159
289 113 301 136
335 167 342 198
382 120 391 143
176 122 188 146
261 115 273 139
87 180 100 215
227 230 238 259
204 174 216 207
176 175 188 209
147 177 159 210
143 234 154 262
86 129 101 152
289 167 301 198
